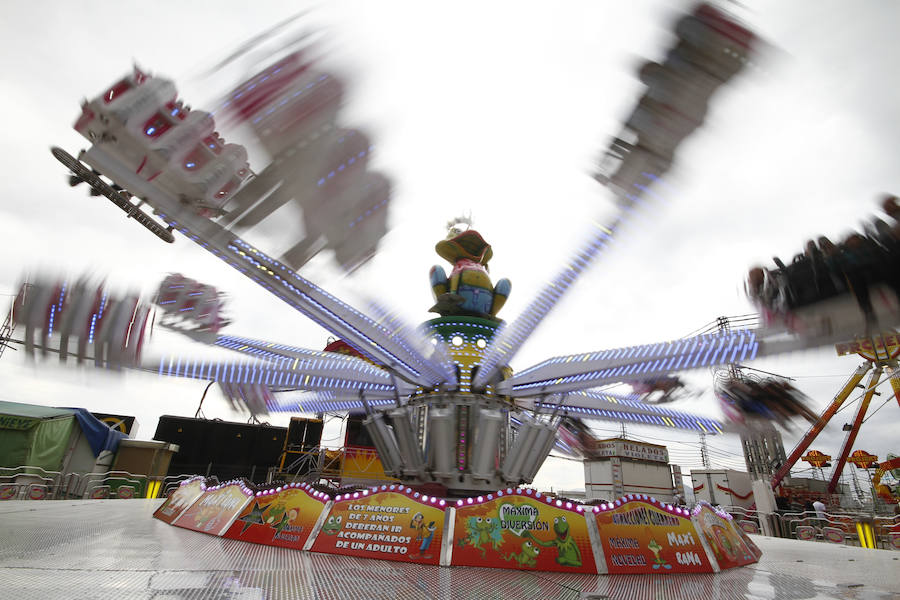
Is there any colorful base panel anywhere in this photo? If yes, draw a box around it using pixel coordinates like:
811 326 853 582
692 503 758 569
310 487 448 565
155 479 760 574
592 497 712 573
171 481 253 536
152 476 206 524
223 484 328 550
452 489 597 574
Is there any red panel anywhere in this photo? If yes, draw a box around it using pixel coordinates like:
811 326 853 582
310 489 447 565
452 490 596 574
223 484 328 550
593 498 712 573
692 503 757 569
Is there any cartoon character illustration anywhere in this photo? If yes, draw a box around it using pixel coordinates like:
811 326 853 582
647 538 671 570
522 516 582 567
410 512 426 542
321 514 343 535
457 516 502 557
265 501 287 525
271 511 291 536
429 220 511 321
409 521 437 560
502 540 540 568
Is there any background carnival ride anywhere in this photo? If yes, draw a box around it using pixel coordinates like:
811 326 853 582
5 1 900 572
768 335 900 501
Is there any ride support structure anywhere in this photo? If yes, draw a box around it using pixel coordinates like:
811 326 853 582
770 333 900 493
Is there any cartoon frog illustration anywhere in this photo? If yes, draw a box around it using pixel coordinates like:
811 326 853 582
648 537 671 570
321 514 343 535
502 540 540 568
523 516 582 567
457 516 502 557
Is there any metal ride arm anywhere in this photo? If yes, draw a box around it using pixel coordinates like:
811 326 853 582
532 389 724 433
497 310 900 399
213 333 377 365
66 145 455 390
769 362 872 490
497 329 759 397
888 363 900 409
149 354 416 399
473 219 620 389
827 366 882 493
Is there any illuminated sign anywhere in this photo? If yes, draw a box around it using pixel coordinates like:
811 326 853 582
800 450 830 468
847 450 878 469
172 482 251 536
835 334 900 361
153 478 205 524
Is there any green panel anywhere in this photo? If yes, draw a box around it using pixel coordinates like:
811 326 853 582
0 401 74 420
26 417 75 471
0 429 30 468
424 315 501 341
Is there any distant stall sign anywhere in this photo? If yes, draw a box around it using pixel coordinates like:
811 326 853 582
800 451 830 468
835 334 900 361
847 450 878 469
593 440 669 463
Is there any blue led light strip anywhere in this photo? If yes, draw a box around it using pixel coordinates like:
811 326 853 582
226 240 453 387
155 356 409 395
83 144 455 388
500 330 757 396
473 218 622 389
535 394 723 433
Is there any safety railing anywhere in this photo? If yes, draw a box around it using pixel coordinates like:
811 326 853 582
720 504 899 550
0 465 171 500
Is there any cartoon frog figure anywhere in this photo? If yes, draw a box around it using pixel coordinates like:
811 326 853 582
429 219 511 321
266 501 287 525
457 516 502 557
523 516 582 567
648 538 671 570
502 540 540 568
321 515 343 535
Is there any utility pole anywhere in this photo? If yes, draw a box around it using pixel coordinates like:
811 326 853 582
700 432 711 469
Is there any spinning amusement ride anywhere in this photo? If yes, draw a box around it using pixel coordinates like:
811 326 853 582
4 2 900 574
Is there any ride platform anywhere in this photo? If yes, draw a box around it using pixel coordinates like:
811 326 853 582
1 499 897 599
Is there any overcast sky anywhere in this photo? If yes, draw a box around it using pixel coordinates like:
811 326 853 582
1 1 898 494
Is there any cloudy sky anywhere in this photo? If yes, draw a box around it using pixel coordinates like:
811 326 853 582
1 1 898 494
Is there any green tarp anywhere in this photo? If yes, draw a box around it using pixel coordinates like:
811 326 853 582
0 401 77 471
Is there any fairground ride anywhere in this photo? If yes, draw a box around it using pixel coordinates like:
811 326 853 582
6 3 900 500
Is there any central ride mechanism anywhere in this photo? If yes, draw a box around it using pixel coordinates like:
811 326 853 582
361 225 560 496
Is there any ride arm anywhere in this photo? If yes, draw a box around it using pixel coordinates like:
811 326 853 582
76 143 455 390
769 363 871 489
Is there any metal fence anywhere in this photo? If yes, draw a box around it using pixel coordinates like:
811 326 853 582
723 505 900 550
0 466 195 500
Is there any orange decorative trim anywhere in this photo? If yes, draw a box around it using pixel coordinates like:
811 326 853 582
715 483 752 500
